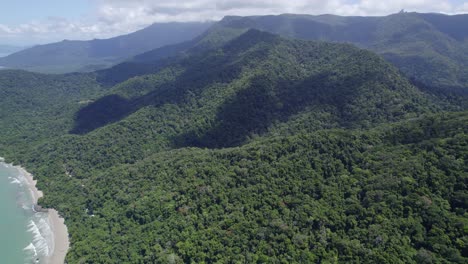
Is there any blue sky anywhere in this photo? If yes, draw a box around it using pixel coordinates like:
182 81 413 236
1 1 93 25
1 0 467 45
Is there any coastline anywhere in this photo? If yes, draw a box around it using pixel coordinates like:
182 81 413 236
1 158 69 264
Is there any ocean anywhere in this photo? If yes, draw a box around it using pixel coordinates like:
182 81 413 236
0 162 53 264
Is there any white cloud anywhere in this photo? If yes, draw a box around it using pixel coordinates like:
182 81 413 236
1 0 467 45
93 0 467 19
457 2 468 12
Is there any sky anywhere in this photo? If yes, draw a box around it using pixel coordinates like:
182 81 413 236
1 0 467 45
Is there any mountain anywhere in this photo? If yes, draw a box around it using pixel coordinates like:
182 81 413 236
4 12 468 89
221 13 468 89
0 22 213 73
2 29 466 263
3 29 438 159
130 12 468 92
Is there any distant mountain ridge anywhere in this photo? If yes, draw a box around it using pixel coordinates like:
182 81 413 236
0 22 213 73
3 12 468 90
127 12 468 91
218 13 468 89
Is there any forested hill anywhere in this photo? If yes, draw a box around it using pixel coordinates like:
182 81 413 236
0 22 213 74
0 29 466 263
131 12 468 92
219 13 468 90
22 29 440 173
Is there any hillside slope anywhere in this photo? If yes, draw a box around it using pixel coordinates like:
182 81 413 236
15 30 439 175
0 22 213 73
0 30 465 263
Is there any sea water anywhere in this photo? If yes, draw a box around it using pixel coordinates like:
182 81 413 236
0 162 53 264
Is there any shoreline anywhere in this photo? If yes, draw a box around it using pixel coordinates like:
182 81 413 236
1 158 69 264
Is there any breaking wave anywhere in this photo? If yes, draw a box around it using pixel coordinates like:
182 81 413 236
1 162 54 264
25 215 54 264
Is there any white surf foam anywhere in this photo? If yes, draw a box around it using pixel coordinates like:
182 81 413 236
23 242 37 256
1 159 57 263
8 169 27 186
23 242 40 264
10 177 22 185
27 218 52 257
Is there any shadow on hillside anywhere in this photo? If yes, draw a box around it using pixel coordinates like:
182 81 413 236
173 72 371 148
408 78 468 110
70 95 134 134
70 54 244 135
72 30 288 135
95 62 164 87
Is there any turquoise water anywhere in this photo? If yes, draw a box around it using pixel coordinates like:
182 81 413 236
0 162 52 264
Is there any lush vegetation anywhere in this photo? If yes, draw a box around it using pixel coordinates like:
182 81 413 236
12 30 442 177
0 70 107 158
0 29 466 263
21 112 468 263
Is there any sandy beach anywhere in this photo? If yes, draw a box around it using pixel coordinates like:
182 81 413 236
3 159 69 264
46 210 69 264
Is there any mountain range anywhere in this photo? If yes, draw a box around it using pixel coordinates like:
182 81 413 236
131 12 468 91
0 12 466 263
0 22 213 73
2 12 468 91
216 12 468 89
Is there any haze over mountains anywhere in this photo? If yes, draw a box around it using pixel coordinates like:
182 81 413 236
0 11 466 264
2 12 468 92
220 12 468 88
0 22 213 73
0 45 25 57
130 12 468 91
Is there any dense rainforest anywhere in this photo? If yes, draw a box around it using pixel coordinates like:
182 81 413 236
0 17 466 264
43 112 468 263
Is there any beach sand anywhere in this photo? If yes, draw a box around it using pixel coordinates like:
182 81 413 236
19 164 70 264
47 210 69 264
